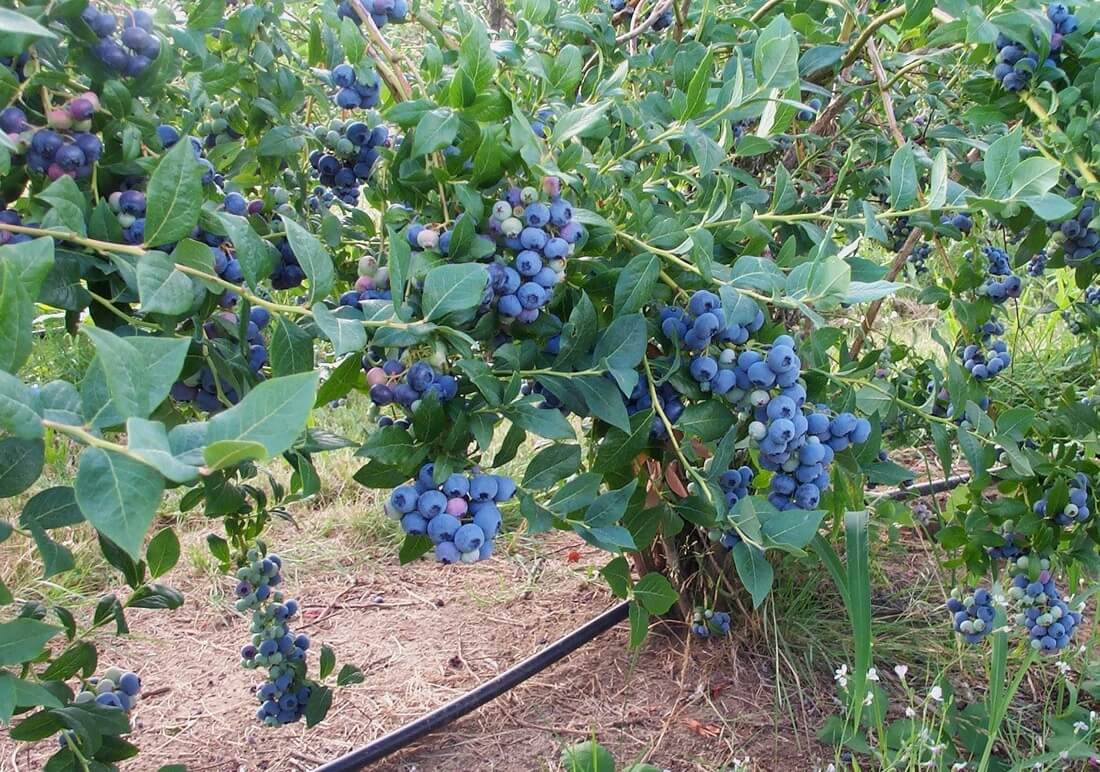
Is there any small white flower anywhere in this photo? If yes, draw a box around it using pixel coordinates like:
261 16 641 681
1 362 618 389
952 763 969 771
894 664 909 681
929 685 944 702
1089 710 1096 723
1059 751 1070 761
1074 721 1089 735
929 743 945 757
867 667 879 682
863 690 874 706
1056 660 1071 674
834 664 849 688
905 706 917 718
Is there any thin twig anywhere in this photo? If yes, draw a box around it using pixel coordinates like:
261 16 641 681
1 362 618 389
849 227 922 359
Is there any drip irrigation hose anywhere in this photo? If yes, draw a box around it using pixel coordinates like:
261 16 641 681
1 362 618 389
313 601 631 771
314 469 991 770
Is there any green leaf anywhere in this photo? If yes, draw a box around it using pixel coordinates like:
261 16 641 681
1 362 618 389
0 618 61 666
585 479 638 530
304 684 333 728
523 443 581 489
146 528 180 579
311 303 367 356
458 19 495 91
337 664 365 686
683 122 724 176
270 317 314 376
928 150 948 209
144 139 205 247
411 108 459 158
682 49 714 119
0 8 57 41
20 486 82 529
573 375 631 433
594 410 652 474
983 126 1020 199
75 448 165 559
593 313 646 374
126 417 201 483
732 542 773 608
613 253 659 315
760 508 825 551
601 556 632 598
0 261 34 374
283 218 334 303
319 644 336 680
206 371 319 459
561 740 616 772
548 472 602 514
633 573 678 615
30 526 74 578
218 214 276 290
136 251 194 315
888 144 917 209
1008 156 1060 198
0 369 43 439
505 402 575 440
421 264 488 322
551 101 610 144
0 438 44 498
82 329 189 420
257 126 305 157
676 401 733 441
628 602 649 648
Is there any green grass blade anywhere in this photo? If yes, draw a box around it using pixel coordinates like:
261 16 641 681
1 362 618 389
844 509 872 731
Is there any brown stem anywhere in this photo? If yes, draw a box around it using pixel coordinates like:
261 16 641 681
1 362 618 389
866 40 905 149
850 226 921 359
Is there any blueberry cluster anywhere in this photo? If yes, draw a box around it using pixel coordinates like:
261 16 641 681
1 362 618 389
659 289 766 352
80 7 161 77
108 188 148 245
940 212 974 235
623 372 685 440
1 52 29 82
481 180 581 322
709 465 754 549
337 0 409 28
946 587 996 644
973 245 1022 303
339 256 392 308
170 307 269 412
235 548 312 726
887 216 919 252
308 120 388 208
1034 473 1091 526
796 97 821 122
530 108 554 139
690 608 731 637
199 102 242 149
270 236 306 290
1052 194 1098 265
958 338 1011 381
386 464 516 564
330 64 382 111
71 667 142 712
1086 286 1100 306
988 520 1027 560
366 360 457 408
992 3 1076 92
908 242 931 274
653 7 673 30
6 96 103 181
0 208 36 246
1007 563 1083 654
1026 250 1048 276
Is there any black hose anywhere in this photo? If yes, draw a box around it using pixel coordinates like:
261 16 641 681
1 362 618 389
314 469 988 771
313 601 631 772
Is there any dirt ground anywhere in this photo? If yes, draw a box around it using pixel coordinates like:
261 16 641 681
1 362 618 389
0 522 842 772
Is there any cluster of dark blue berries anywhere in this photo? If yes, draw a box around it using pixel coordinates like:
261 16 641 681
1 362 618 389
156 125 218 186
958 338 1011 381
659 289 766 353
108 188 148 246
709 465 754 549
530 108 554 139
887 216 919 253
1026 250 1048 276
940 212 974 236
988 520 1027 560
1 52 29 81
623 373 685 440
0 208 36 246
1052 192 1098 265
992 4 1077 92
365 360 457 408
796 97 821 122
4 95 103 181
308 120 388 208
908 242 931 274
973 245 1022 303
386 464 516 564
235 548 312 726
1034 473 1091 526
947 587 996 644
690 608 731 637
71 667 142 712
79 7 161 77
337 0 409 28
1007 560 1083 654
170 307 269 412
330 64 382 111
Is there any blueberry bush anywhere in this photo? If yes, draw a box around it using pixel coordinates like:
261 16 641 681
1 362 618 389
1 0 1100 767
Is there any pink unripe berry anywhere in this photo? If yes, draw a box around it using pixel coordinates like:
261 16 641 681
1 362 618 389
542 176 561 198
416 229 439 250
446 497 468 516
47 109 72 130
355 275 374 292
357 255 375 275
47 163 65 180
366 367 387 385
